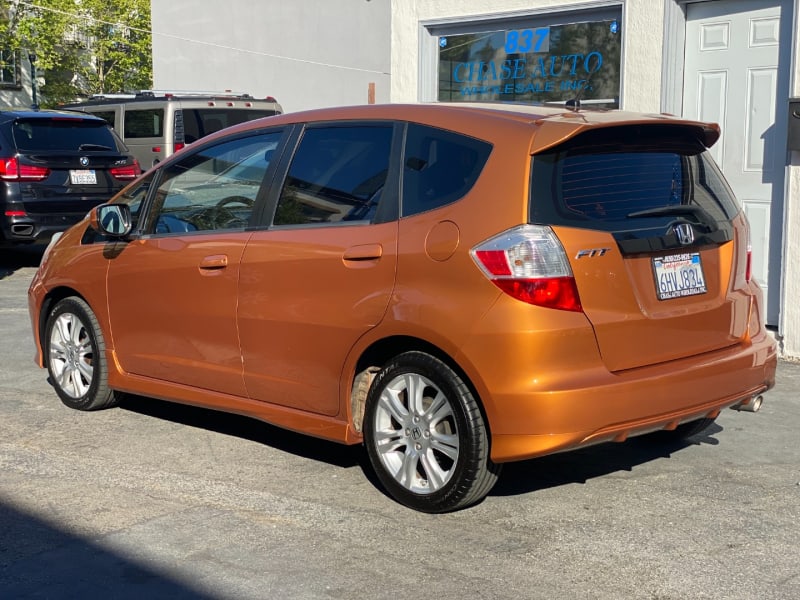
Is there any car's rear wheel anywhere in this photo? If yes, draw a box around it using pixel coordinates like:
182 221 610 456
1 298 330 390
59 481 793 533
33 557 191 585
363 351 500 512
44 297 120 411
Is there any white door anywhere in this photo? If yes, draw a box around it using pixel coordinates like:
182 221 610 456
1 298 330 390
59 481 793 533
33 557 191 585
683 0 791 326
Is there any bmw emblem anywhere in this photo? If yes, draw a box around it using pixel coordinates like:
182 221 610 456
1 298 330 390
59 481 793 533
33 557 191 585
79 156 89 167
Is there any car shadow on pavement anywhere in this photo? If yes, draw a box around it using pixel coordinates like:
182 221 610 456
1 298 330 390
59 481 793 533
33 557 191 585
120 393 725 502
492 423 723 497
0 245 44 279
119 394 363 469
0 502 216 599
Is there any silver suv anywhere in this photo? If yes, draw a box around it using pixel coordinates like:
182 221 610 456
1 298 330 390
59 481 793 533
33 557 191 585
61 91 283 168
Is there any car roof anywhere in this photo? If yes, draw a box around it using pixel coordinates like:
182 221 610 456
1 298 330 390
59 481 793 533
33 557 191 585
0 108 108 124
220 102 721 151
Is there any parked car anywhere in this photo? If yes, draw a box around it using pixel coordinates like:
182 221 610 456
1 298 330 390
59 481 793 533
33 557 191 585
61 90 283 168
0 108 141 248
27 103 777 512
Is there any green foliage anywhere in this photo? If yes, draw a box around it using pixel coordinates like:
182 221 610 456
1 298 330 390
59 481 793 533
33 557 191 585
1 0 152 106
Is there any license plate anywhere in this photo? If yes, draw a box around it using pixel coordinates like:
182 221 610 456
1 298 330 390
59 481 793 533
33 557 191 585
70 169 97 185
653 252 707 300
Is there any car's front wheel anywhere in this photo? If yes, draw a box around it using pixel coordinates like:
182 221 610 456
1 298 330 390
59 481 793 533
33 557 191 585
363 351 501 512
44 297 120 411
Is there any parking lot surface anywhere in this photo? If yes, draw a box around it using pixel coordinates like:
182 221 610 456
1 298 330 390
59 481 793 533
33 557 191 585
2 247 799 599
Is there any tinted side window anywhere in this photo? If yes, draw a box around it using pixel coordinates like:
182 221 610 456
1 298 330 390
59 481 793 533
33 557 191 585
124 109 164 138
273 125 393 226
183 108 280 142
142 132 281 234
91 110 117 129
401 124 492 217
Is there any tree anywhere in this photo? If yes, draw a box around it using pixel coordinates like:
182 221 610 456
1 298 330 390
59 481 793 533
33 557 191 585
0 0 152 106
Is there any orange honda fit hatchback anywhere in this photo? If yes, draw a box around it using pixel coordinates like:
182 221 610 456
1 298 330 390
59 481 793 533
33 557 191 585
28 103 777 512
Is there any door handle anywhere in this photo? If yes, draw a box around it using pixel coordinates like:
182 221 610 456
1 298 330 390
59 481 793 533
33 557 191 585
199 254 228 270
343 244 383 262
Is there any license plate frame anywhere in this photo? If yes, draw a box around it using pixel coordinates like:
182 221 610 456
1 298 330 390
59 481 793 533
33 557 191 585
69 169 97 185
652 252 707 300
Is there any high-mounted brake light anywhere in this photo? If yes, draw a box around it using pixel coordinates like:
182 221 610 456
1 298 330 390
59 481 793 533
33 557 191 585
471 225 583 312
0 157 50 181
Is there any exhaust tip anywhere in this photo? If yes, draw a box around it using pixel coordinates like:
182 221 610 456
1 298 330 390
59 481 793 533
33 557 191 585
11 224 34 236
732 394 763 413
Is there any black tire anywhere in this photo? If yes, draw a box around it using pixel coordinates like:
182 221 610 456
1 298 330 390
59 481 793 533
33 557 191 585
44 297 120 411
363 351 501 513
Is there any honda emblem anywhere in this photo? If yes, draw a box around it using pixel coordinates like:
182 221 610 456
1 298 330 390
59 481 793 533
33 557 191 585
674 223 695 246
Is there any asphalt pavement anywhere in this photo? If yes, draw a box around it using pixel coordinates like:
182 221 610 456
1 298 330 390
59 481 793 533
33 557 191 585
1 246 799 600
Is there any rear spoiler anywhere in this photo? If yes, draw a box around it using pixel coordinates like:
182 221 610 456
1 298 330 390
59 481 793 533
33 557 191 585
531 117 722 154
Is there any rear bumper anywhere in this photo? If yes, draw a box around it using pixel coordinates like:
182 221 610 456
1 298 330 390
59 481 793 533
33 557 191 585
2 212 85 245
483 333 776 462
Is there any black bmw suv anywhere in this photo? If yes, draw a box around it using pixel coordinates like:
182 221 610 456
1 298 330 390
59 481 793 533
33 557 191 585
0 108 141 247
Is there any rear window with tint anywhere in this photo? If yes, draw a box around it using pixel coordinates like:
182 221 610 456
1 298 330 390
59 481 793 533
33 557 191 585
530 125 740 231
12 118 119 152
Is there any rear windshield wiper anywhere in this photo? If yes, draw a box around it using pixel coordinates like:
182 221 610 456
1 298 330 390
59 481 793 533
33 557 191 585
627 204 718 231
78 143 113 151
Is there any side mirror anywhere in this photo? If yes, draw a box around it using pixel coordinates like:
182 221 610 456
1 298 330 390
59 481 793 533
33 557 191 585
90 203 133 237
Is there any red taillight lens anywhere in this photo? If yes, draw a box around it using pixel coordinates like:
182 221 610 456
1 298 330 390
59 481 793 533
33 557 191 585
5 210 27 217
174 142 186 152
493 277 582 311
0 157 50 181
745 243 752 283
471 225 583 312
110 160 141 181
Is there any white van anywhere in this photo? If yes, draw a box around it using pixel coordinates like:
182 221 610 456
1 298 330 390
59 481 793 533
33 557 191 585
62 90 283 168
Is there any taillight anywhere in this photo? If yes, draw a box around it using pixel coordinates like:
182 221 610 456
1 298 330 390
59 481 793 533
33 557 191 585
0 157 50 181
471 225 583 312
110 160 141 181
745 242 752 283
174 142 185 152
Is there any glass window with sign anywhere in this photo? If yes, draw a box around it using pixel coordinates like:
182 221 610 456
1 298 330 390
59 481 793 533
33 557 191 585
437 11 621 108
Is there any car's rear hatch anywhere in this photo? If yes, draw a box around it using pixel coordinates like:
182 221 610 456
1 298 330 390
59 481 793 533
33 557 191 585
11 116 137 214
530 123 752 372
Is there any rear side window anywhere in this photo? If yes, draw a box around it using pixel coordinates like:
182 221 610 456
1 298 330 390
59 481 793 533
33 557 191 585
90 110 117 129
11 118 119 151
530 125 740 231
401 124 492 217
124 108 164 138
182 108 280 143
273 125 393 226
